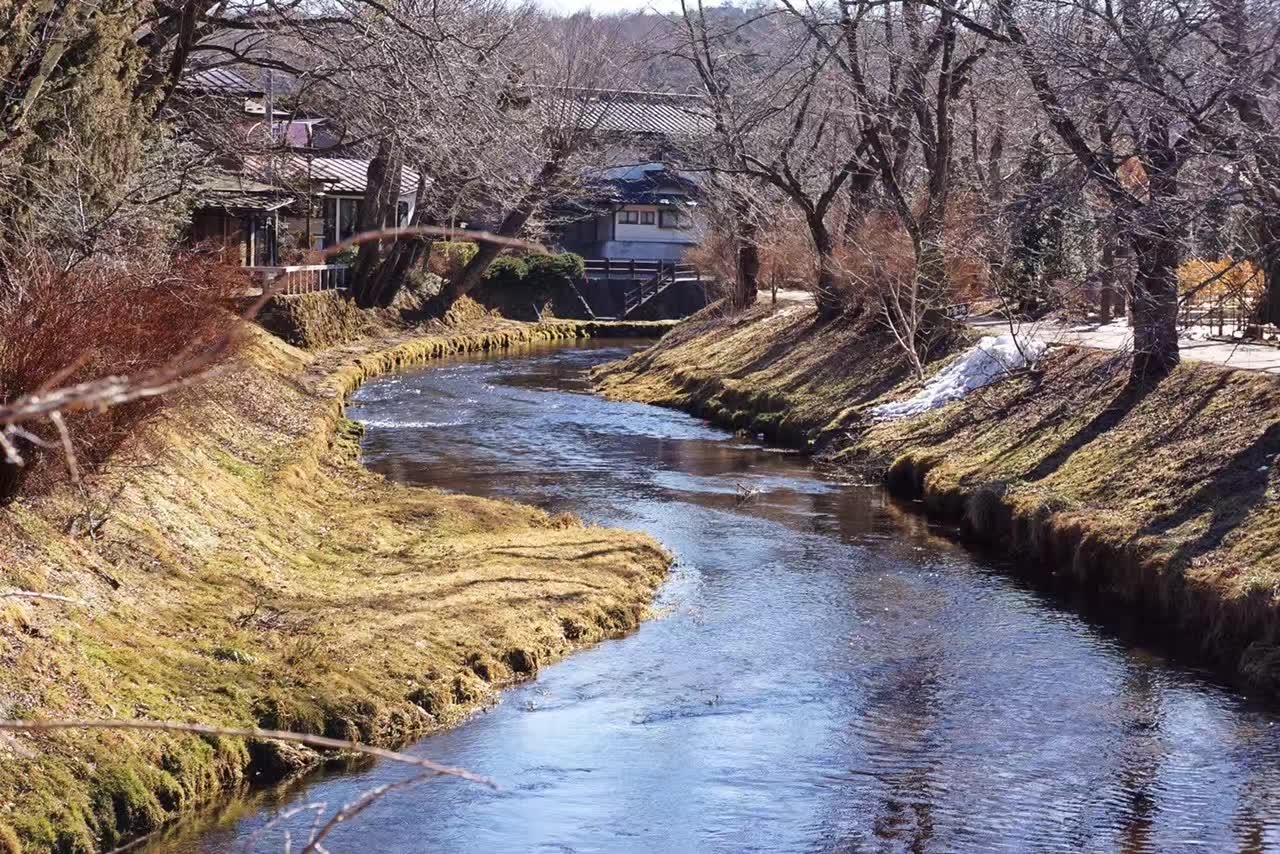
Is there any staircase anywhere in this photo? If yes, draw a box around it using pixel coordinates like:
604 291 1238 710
581 259 706 319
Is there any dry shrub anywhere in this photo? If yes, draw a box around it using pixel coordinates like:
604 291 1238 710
0 250 245 500
1177 257 1263 303
836 198 990 308
759 208 820 294
682 230 737 294
683 205 816 300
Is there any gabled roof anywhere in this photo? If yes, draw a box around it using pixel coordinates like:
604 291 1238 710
182 67 264 97
194 174 291 212
243 156 423 197
578 91 713 138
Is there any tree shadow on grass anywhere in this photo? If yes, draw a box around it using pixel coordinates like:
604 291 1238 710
1023 372 1165 483
1143 420 1280 572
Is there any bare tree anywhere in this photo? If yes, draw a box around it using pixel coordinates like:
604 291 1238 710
991 0 1227 379
1211 0 1280 326
674 0 873 315
779 0 993 356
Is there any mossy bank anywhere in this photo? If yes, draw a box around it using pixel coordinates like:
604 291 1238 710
595 301 1280 699
0 315 673 852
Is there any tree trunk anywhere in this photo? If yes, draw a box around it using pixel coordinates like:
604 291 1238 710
365 170 433 308
1254 211 1280 328
914 201 955 357
841 167 876 244
350 139 402 308
809 214 841 319
434 159 563 312
732 192 759 310
1099 229 1117 324
1129 229 1181 380
736 227 760 310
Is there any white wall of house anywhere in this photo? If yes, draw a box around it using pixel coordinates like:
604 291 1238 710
612 204 698 243
555 202 707 262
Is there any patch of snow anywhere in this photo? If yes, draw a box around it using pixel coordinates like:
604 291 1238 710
871 333 1046 421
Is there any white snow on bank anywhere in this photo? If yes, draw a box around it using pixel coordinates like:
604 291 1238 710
871 333 1047 421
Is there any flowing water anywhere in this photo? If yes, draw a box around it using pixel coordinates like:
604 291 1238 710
152 341 1280 853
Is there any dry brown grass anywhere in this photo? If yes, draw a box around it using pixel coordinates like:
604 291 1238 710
594 300 926 445
258 290 376 350
0 318 671 851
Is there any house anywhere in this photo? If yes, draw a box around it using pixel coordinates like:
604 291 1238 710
549 90 711 265
189 174 292 266
254 155 421 255
189 157 420 267
555 162 703 263
180 67 709 300
179 66 420 267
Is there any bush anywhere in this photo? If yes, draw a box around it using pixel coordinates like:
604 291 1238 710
482 255 528 288
837 200 989 306
0 251 244 501
524 252 584 289
330 246 360 267
1177 257 1263 303
427 241 478 282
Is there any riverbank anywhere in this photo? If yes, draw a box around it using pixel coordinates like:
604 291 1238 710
0 315 673 852
595 301 1280 698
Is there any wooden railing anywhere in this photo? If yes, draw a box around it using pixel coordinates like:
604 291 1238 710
618 262 703 318
246 264 351 296
583 258 701 283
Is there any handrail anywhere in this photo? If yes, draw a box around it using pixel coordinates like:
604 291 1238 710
618 260 705 318
246 264 351 296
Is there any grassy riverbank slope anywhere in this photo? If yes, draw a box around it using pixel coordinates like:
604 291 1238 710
596 301 1280 698
0 316 672 852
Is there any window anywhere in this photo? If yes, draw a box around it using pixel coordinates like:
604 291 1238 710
244 214 277 266
324 197 364 246
397 201 410 227
659 209 684 229
338 198 361 241
641 210 656 225
616 209 639 225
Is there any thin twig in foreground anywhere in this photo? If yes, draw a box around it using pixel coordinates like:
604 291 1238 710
301 770 437 854
0 590 86 605
0 719 494 788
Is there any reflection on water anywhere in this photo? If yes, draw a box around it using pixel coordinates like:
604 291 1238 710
150 341 1280 853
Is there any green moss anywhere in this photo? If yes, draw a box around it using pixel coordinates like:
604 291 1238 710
0 318 674 850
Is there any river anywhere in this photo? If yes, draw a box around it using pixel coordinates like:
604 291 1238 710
150 341 1280 853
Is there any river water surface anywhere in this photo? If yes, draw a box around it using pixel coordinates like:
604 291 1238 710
154 341 1280 853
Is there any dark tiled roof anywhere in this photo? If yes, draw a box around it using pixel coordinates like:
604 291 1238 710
183 67 264 97
599 164 702 204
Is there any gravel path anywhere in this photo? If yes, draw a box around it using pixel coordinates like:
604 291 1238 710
970 315 1280 374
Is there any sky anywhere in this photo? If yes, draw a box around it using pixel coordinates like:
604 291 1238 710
537 0 688 14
